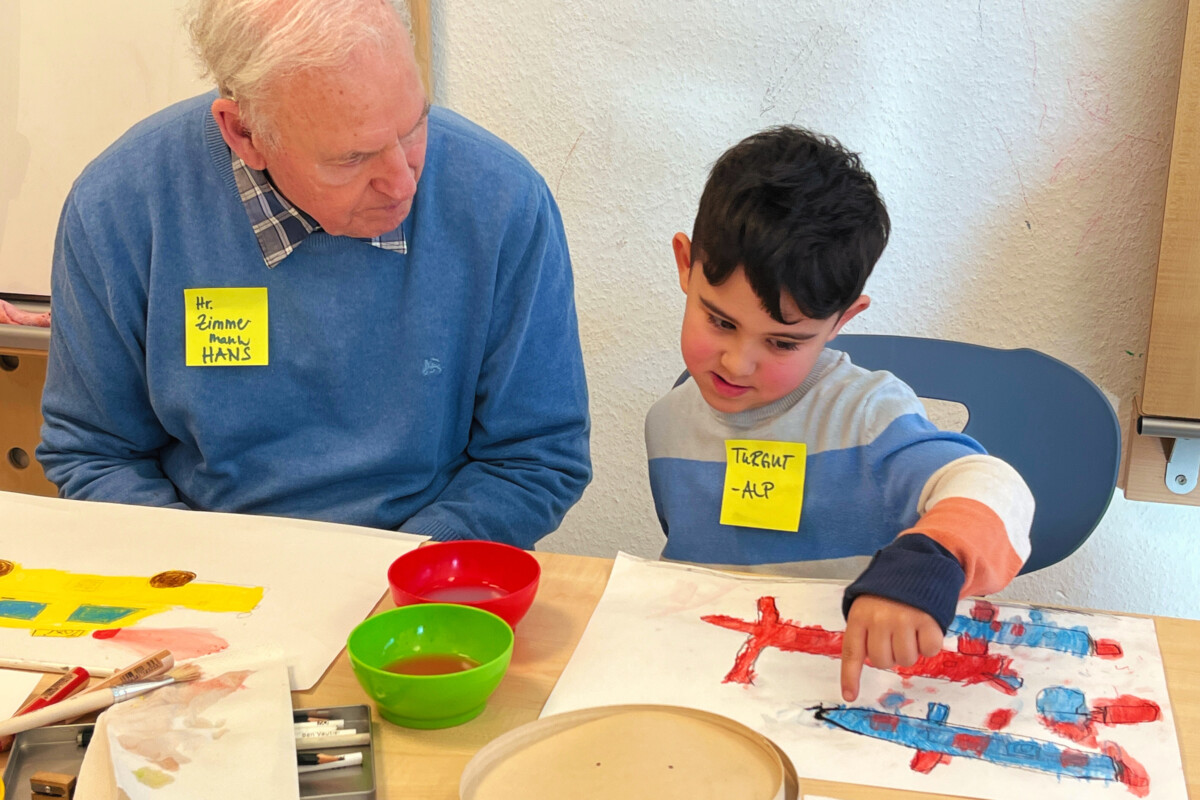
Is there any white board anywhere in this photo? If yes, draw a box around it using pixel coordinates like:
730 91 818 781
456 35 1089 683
0 0 211 298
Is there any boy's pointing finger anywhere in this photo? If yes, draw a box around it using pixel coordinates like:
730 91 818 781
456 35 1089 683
840 623 867 702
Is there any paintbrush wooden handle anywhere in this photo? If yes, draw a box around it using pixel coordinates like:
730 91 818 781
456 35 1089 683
84 649 173 694
0 690 114 737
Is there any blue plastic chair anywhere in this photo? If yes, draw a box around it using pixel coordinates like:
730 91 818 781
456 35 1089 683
831 334 1120 574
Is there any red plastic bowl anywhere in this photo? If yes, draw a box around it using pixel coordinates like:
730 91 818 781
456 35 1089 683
387 540 541 628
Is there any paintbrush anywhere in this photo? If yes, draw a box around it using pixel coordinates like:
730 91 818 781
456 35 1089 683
64 649 174 724
0 658 115 679
80 650 174 695
0 664 201 738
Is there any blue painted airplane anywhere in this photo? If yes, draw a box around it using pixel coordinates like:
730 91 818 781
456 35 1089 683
812 702 1148 796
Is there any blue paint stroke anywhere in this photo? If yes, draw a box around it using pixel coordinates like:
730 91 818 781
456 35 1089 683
949 608 1092 657
0 599 45 620
814 702 1122 784
1037 686 1090 725
67 604 140 624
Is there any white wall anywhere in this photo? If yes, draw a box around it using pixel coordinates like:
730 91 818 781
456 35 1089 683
0 0 209 298
432 0 1200 619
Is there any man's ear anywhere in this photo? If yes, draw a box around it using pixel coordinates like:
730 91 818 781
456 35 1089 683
211 98 269 170
673 233 693 294
828 295 871 340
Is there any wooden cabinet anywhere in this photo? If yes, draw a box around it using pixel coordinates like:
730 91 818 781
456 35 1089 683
1124 1 1200 506
0 345 57 496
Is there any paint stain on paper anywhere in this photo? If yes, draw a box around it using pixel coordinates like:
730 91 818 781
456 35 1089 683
986 708 1017 730
112 670 253 772
132 767 175 788
92 627 230 659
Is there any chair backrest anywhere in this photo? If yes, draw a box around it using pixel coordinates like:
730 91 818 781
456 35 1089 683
831 334 1120 574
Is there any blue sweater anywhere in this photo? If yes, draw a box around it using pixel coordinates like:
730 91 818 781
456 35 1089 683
38 94 591 546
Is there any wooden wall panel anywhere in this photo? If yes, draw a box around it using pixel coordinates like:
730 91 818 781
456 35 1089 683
1126 1 1200 504
1142 1 1200 420
410 0 434 98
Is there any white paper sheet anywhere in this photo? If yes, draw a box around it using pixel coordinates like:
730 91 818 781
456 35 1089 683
0 491 424 689
543 553 1187 800
77 650 298 799
0 668 42 718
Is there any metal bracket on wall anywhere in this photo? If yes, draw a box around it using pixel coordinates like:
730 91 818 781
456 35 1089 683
1138 416 1200 495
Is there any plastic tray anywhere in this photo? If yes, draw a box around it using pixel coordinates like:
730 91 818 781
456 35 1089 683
1 704 375 799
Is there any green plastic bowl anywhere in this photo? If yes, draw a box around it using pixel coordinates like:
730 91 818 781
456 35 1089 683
347 603 514 729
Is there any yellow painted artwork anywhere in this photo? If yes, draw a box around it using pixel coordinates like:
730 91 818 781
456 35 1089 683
0 560 263 638
719 439 807 532
184 287 269 366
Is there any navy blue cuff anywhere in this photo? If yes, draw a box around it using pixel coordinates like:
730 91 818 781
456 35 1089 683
842 534 966 632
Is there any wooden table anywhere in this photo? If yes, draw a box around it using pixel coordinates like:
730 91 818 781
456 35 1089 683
297 551 1200 799
4 550 1199 798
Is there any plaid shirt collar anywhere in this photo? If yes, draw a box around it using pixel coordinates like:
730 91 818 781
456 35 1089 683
231 155 407 268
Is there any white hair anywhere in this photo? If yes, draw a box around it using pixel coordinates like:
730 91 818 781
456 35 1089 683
188 0 413 146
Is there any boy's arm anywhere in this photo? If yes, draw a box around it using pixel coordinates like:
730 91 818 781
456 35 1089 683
839 454 1034 699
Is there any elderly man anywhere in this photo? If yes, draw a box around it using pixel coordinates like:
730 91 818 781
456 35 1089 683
36 0 591 546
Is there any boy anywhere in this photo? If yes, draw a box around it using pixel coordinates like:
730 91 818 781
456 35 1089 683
645 126 1033 701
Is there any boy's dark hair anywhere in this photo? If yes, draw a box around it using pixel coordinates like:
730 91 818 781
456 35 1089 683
691 126 890 322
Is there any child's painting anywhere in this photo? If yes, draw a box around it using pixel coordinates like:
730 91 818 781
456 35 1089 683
0 491 423 690
542 554 1186 800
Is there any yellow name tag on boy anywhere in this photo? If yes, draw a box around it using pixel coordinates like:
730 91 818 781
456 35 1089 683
184 288 269 366
719 439 807 532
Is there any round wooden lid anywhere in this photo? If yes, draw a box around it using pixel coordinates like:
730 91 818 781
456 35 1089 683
461 704 798 800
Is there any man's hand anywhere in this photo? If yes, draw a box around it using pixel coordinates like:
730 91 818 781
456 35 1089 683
840 595 944 702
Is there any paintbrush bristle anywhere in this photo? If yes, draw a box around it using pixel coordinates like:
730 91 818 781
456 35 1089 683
166 664 202 683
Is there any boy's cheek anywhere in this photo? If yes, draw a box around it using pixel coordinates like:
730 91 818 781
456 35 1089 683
756 354 815 398
680 327 716 372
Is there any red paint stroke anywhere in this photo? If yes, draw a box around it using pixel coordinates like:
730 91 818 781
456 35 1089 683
1094 639 1124 659
894 651 1022 695
1103 741 1151 798
1092 696 1161 726
910 750 951 773
869 713 899 732
1040 694 1160 748
702 596 1022 693
952 732 990 757
986 708 1017 731
970 600 998 622
1060 748 1092 769
92 627 229 659
1042 717 1096 748
958 634 988 655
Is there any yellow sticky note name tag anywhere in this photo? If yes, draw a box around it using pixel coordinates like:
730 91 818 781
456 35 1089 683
719 439 807 532
184 288 268 366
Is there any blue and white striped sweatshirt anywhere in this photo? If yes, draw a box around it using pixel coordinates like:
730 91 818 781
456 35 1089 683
645 348 1033 628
